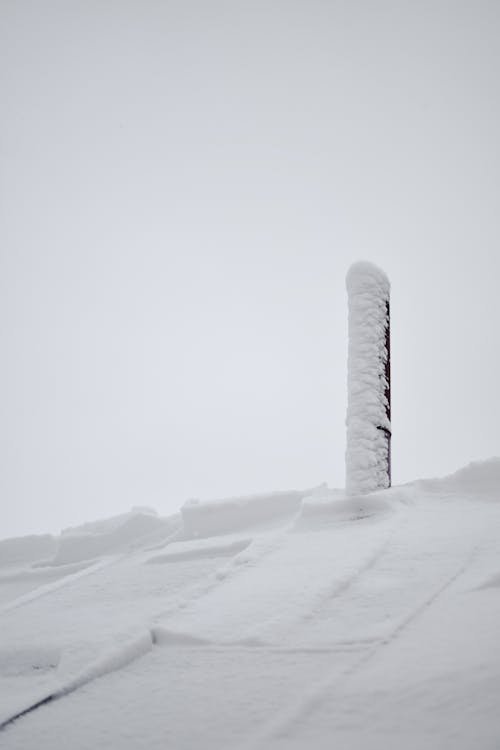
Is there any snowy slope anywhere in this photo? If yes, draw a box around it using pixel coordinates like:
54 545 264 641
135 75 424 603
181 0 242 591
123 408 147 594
1 462 499 749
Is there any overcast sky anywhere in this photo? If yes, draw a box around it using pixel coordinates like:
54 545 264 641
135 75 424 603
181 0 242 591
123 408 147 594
1 1 499 539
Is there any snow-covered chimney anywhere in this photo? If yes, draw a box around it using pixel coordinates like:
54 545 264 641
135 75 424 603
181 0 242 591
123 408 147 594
345 262 391 494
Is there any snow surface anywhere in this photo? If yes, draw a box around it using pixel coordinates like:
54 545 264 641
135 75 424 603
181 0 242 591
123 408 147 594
346 261 391 494
52 510 179 565
0 535 56 567
1 459 500 748
180 488 308 538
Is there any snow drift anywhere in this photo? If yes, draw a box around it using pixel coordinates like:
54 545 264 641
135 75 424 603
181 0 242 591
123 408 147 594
180 489 309 539
0 536 56 568
52 511 179 565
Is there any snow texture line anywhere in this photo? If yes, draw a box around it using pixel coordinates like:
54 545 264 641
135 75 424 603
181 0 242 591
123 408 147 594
151 626 370 653
0 557 116 616
0 695 55 733
147 537 252 564
154 644 369 655
241 545 478 749
298 522 399 627
0 631 154 733
151 532 289 625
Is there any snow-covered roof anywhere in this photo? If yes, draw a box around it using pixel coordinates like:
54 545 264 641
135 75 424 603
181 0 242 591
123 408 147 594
1 458 500 749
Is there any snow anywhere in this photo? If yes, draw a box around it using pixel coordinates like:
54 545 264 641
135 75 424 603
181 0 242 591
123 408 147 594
0 535 56 567
52 510 179 565
346 261 391 494
146 537 252 564
180 488 309 538
1 459 500 748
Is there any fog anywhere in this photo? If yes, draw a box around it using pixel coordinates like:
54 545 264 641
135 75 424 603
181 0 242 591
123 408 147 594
1 1 499 539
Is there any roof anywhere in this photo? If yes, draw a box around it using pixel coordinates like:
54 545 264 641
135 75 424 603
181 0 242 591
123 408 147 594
1 458 500 749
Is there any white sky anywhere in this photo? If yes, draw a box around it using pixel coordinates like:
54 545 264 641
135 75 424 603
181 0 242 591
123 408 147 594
1 1 499 539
